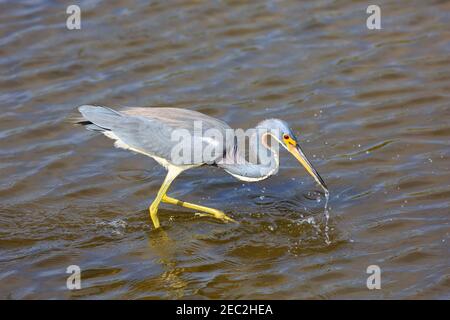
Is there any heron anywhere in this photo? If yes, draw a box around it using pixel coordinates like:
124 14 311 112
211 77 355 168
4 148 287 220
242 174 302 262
77 105 327 229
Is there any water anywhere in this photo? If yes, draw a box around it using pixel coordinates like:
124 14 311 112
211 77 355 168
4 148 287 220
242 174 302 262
1 0 449 299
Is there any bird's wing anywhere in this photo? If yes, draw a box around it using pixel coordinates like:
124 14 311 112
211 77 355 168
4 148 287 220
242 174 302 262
78 105 230 165
122 107 231 132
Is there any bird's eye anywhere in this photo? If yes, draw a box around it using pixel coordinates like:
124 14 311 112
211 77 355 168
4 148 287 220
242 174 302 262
283 134 289 140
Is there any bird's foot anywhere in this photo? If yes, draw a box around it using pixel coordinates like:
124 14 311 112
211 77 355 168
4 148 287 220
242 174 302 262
149 204 161 229
195 210 236 224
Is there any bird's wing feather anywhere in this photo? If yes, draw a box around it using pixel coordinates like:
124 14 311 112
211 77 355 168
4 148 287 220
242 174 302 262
78 105 230 165
122 107 231 132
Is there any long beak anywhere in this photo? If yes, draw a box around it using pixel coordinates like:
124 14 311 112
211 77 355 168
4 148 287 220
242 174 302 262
287 144 328 192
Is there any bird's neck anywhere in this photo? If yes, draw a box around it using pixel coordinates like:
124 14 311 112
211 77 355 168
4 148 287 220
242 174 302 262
219 127 279 182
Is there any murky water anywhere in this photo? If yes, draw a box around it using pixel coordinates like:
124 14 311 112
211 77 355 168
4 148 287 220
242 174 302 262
1 0 449 299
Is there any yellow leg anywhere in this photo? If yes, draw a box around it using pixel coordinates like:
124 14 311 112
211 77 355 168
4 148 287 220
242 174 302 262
149 167 183 229
162 194 235 223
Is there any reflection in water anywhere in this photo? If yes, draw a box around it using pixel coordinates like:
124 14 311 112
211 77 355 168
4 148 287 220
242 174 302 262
147 229 187 299
0 0 449 299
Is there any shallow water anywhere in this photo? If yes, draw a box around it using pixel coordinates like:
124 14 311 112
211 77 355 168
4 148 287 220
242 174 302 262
1 0 449 299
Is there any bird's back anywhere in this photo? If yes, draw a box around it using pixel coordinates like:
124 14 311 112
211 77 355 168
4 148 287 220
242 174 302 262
123 107 231 133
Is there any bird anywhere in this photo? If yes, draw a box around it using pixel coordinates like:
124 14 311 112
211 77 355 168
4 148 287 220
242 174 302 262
77 105 328 229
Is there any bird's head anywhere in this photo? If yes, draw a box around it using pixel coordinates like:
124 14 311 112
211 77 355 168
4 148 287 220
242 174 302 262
257 118 328 192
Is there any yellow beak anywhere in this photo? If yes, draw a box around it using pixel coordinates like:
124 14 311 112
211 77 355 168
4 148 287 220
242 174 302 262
287 143 328 192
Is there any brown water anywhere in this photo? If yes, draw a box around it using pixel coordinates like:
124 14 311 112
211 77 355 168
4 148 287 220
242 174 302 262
1 0 449 299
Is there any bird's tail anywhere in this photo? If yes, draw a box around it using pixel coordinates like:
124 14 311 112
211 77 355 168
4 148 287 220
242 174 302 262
76 105 123 132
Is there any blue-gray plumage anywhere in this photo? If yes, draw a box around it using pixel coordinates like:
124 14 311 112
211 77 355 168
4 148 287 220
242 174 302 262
77 105 327 228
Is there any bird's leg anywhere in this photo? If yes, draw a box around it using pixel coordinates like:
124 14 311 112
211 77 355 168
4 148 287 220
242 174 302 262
162 194 235 223
149 167 183 229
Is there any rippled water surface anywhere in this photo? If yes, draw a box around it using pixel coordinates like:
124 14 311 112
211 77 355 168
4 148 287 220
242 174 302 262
1 0 449 299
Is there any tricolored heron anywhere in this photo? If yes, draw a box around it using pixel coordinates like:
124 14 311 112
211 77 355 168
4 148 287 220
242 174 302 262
77 105 327 228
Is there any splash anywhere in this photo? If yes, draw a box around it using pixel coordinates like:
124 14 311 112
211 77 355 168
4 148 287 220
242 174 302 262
298 186 331 245
323 188 330 245
95 218 127 236
311 186 331 245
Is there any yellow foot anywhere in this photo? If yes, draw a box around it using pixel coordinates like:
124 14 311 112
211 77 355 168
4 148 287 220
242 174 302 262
149 205 160 229
195 210 236 224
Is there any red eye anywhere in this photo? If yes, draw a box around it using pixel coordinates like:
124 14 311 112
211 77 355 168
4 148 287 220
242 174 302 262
283 134 289 140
